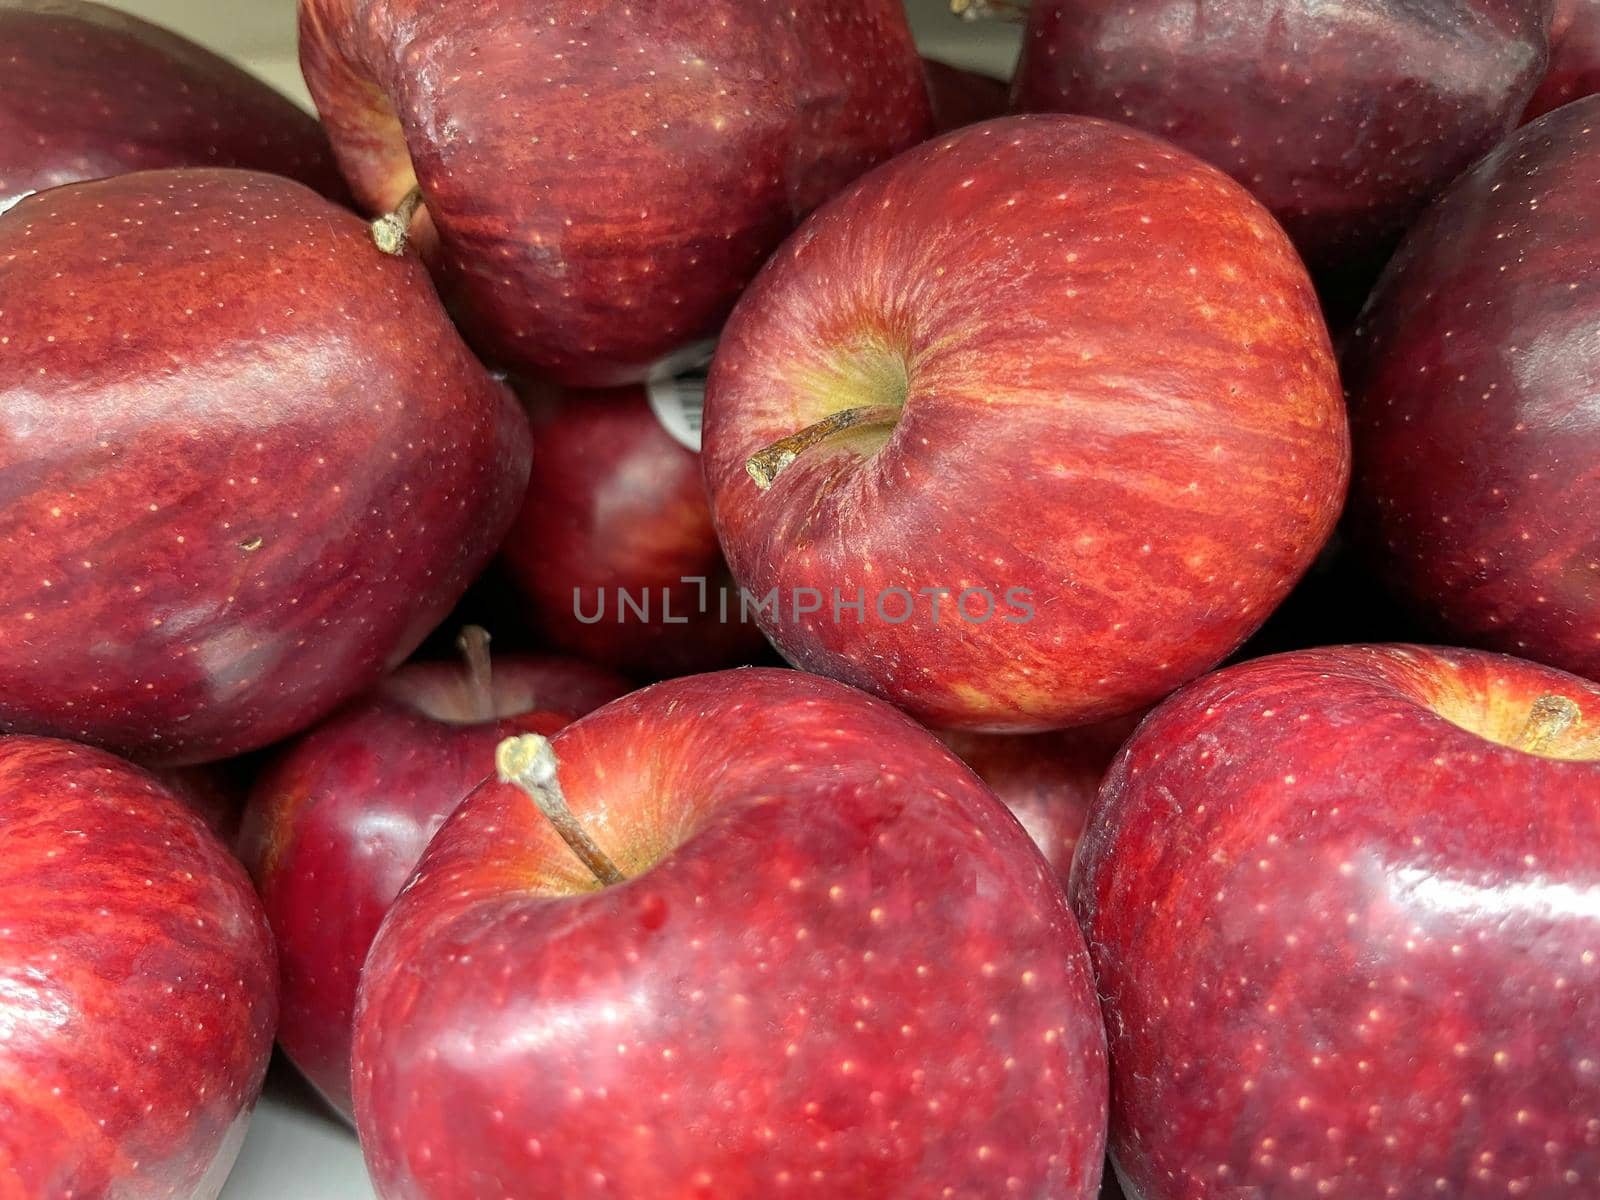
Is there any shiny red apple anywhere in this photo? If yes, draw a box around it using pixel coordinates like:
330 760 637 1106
922 57 1010 133
299 0 933 386
0 168 532 765
1345 98 1600 683
352 668 1109 1198
702 115 1349 733
1527 0 1600 118
1010 0 1550 292
239 635 627 1120
0 735 276 1198
939 715 1141 882
1074 644 1600 1198
501 385 771 678
0 0 343 208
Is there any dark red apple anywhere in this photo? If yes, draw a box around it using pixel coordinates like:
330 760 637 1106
0 735 276 1198
0 0 343 208
1074 644 1600 1198
922 57 1010 133
1345 98 1600 683
239 634 627 1121
939 715 1141 882
0 168 532 765
155 762 247 845
352 667 1109 1198
702 115 1348 733
298 0 933 386
501 385 771 678
1527 0 1600 118
1010 0 1551 290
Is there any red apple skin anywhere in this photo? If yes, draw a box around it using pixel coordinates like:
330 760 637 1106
1011 0 1550 284
1526 0 1600 118
0 169 532 766
155 762 246 845
501 387 772 679
297 0 933 387
702 116 1349 733
0 735 277 1199
939 715 1142 882
1344 99 1600 683
923 57 1010 133
352 668 1109 1199
0 0 344 207
1073 644 1600 1199
238 653 628 1121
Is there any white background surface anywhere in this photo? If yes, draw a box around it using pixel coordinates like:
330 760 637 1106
78 2 1023 1195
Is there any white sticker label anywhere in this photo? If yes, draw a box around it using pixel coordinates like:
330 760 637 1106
646 340 715 454
0 190 36 217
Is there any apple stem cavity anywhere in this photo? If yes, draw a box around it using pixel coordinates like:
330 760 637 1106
1517 694 1581 755
456 625 495 723
370 185 425 257
495 734 628 887
746 403 902 491
950 0 1030 21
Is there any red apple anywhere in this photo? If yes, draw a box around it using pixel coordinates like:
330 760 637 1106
351 668 1109 1198
154 762 247 845
239 633 627 1120
1344 98 1600 683
1073 644 1600 1198
298 0 933 386
1009 0 1550 290
938 715 1142 882
0 168 532 765
0 735 276 1198
501 385 772 678
702 116 1348 733
0 0 343 208
922 57 1010 133
1527 0 1600 118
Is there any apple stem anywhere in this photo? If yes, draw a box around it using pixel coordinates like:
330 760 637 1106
1517 695 1581 754
456 625 495 723
950 0 1030 21
495 734 627 887
746 404 902 491
370 185 425 256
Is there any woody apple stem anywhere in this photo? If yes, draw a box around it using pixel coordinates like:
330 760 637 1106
496 734 627 887
456 625 495 722
950 0 1030 21
746 404 902 491
370 184 425 256
1517 695 1580 754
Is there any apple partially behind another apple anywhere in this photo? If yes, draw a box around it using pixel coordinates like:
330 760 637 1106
1010 0 1551 311
1526 0 1600 118
1345 97 1600 683
939 715 1143 882
0 0 344 209
501 386 772 678
1074 644 1600 1198
0 735 277 1199
299 0 933 386
239 632 629 1120
0 168 532 765
702 115 1348 733
922 57 1009 133
352 668 1110 1198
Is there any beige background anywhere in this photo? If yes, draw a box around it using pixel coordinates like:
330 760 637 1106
97 0 1021 109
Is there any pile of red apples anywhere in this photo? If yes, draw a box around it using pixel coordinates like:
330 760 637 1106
1 1 1597 1197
